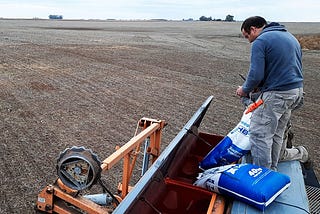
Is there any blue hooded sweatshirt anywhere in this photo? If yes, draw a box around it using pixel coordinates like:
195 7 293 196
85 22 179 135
242 23 303 94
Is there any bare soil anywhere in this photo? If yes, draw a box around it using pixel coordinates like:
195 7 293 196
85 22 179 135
0 19 319 213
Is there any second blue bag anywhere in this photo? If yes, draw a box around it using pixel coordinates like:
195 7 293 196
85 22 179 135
194 163 291 210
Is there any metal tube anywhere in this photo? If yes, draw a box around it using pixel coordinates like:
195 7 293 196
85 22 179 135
83 194 113 206
141 137 150 176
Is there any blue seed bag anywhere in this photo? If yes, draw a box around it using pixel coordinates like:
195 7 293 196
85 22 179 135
200 111 252 170
194 164 291 210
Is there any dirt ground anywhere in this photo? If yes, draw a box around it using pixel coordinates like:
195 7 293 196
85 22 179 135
0 19 319 213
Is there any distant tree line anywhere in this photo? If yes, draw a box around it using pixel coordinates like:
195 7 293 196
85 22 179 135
199 14 235 22
49 15 63 19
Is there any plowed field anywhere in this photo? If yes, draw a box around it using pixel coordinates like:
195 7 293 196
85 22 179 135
0 19 319 213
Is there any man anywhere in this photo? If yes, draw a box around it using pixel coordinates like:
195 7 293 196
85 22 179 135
236 16 308 171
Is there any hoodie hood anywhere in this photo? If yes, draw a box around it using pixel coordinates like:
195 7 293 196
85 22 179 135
261 22 287 34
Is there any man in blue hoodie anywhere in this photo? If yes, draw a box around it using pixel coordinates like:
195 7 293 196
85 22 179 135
236 16 308 171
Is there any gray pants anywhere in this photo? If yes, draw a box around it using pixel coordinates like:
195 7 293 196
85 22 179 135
250 88 303 170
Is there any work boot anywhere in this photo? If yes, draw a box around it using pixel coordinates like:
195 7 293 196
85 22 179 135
297 146 312 170
303 158 312 170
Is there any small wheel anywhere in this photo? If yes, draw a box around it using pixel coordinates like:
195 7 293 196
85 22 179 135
57 146 101 191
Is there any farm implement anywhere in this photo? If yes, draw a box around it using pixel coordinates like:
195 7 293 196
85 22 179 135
36 96 320 213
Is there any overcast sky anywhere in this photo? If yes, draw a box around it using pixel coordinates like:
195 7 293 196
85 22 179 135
1 0 320 22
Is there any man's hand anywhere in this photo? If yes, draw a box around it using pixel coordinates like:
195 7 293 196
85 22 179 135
236 86 248 97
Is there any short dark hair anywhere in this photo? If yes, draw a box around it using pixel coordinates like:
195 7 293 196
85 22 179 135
241 16 267 33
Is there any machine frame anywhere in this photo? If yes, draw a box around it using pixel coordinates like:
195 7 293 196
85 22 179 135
36 117 166 213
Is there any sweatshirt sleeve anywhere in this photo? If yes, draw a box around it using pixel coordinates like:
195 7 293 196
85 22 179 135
242 39 266 94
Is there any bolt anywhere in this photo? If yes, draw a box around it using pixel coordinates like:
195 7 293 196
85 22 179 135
45 204 52 211
46 185 53 194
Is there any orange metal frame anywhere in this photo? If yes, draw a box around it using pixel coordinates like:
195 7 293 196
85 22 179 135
101 117 166 198
36 118 166 213
37 182 111 214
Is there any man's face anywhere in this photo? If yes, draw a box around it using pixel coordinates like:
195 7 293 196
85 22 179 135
242 26 261 43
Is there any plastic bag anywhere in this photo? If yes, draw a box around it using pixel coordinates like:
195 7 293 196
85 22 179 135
199 110 252 170
194 164 291 210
